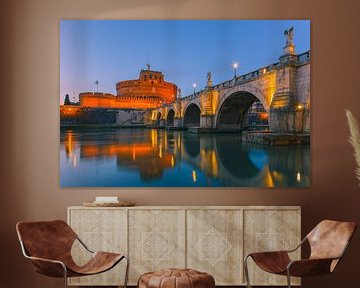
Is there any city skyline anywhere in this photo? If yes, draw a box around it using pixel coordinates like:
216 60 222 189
60 20 310 104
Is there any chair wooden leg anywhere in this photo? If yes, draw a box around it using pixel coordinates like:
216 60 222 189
244 255 252 288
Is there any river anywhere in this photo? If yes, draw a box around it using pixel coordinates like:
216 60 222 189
60 128 310 187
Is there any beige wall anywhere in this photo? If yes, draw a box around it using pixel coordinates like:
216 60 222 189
1 0 360 287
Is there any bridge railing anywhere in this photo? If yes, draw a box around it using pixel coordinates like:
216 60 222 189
180 50 310 100
211 60 282 91
297 50 310 64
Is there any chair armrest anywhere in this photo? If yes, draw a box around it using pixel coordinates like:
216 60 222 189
247 250 290 258
287 258 336 277
245 237 306 259
25 255 65 266
285 237 307 253
76 236 94 253
25 255 67 277
19 240 67 277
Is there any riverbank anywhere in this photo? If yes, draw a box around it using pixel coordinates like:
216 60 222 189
242 131 310 145
60 125 310 146
60 123 146 129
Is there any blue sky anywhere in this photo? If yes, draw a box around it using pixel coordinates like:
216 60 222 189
60 20 310 103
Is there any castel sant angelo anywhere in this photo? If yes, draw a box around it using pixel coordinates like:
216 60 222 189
79 65 177 110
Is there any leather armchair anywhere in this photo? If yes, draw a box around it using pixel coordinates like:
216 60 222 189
244 220 356 288
16 220 129 288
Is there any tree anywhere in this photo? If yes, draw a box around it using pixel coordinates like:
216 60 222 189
64 94 71 105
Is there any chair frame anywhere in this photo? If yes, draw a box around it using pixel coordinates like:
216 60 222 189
18 233 129 288
244 236 350 288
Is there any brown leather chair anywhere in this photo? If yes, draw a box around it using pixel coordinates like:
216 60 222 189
244 220 356 288
16 220 129 288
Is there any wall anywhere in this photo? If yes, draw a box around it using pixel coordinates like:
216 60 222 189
1 0 360 288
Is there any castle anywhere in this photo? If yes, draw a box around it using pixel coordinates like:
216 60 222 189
78 66 177 110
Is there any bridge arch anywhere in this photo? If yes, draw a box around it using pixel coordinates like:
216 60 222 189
183 103 201 127
166 109 175 126
214 88 268 130
155 111 162 126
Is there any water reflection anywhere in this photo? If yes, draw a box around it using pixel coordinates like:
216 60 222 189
60 128 310 187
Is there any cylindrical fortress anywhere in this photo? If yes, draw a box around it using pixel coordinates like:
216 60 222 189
116 69 177 104
78 68 177 109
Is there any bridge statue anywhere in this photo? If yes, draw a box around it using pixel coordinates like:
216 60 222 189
207 71 212 87
283 27 295 55
284 27 294 45
177 88 182 99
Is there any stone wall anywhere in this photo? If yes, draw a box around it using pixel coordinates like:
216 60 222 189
116 109 148 127
296 64 310 104
60 106 116 125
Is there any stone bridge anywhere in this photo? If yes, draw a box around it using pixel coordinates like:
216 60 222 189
147 49 310 133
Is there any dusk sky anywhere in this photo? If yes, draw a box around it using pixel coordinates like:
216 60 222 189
60 20 310 104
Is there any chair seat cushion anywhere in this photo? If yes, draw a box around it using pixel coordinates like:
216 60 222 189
67 252 124 276
250 251 291 274
138 268 215 288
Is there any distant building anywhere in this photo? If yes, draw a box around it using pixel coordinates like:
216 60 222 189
248 100 269 129
78 68 177 110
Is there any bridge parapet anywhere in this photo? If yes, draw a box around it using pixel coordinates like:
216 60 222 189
297 50 310 65
178 52 310 101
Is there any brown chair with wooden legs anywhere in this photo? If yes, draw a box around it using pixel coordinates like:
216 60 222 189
16 220 129 288
244 220 356 288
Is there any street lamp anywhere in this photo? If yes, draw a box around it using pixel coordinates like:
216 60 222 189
193 83 197 95
232 62 239 78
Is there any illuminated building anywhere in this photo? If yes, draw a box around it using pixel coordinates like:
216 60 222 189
79 67 177 109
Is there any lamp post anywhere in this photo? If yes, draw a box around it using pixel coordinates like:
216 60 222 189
95 80 99 92
232 62 239 78
193 83 197 95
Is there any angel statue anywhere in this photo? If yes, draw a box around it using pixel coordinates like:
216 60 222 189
284 27 294 45
206 71 212 87
207 71 212 82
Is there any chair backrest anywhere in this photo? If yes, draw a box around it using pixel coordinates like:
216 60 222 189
16 220 77 261
307 220 356 261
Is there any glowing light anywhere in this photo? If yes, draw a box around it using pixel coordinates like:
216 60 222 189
296 172 301 182
259 112 268 120
151 129 158 146
263 166 274 187
132 149 136 161
211 151 219 177
177 135 181 148
263 68 267 73
66 130 74 158
297 103 304 110
192 170 197 182
193 83 197 95
232 62 239 78
171 156 175 167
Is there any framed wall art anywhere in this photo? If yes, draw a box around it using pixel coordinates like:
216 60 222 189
60 20 310 187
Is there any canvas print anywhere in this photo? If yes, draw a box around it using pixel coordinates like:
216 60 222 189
60 20 310 187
